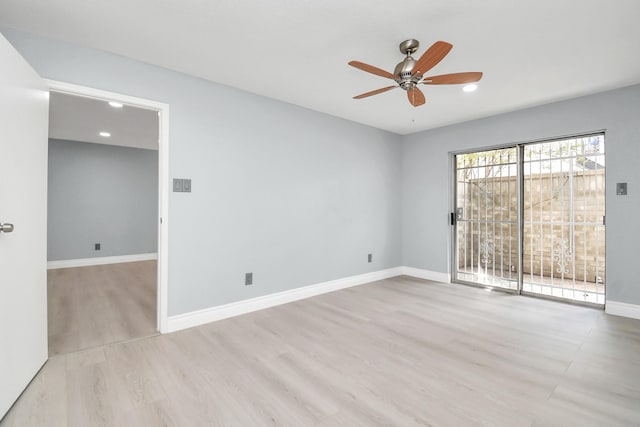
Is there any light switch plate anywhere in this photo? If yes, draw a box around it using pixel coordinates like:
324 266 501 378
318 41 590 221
173 178 192 192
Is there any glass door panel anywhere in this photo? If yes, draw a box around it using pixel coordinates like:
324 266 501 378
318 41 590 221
454 147 519 290
523 135 605 304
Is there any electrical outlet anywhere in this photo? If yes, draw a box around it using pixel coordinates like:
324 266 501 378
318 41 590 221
617 182 627 195
245 272 253 286
95 243 101 251
368 253 372 263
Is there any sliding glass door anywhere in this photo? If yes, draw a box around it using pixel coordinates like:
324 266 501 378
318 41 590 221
453 134 605 305
522 135 605 304
454 147 519 291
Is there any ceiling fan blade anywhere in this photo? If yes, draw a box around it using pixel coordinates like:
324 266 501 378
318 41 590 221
407 87 426 107
413 41 453 76
423 72 483 85
353 85 397 99
348 61 396 79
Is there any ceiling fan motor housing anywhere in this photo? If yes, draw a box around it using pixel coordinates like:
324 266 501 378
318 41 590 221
394 57 422 90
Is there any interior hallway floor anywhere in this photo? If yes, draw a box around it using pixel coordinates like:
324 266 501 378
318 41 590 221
47 260 157 356
3 275 639 426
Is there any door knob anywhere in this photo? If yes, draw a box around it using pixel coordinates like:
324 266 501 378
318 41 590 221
0 222 14 233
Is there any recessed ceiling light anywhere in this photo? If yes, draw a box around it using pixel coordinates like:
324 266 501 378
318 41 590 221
108 101 123 108
463 84 478 93
99 131 111 137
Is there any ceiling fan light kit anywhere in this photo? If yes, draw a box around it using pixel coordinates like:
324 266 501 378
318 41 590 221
349 39 483 107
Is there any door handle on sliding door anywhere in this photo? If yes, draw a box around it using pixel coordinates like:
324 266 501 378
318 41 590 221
0 222 14 233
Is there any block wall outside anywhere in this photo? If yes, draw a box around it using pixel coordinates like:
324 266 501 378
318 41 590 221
456 169 605 283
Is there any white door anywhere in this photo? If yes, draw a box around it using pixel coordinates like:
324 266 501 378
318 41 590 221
0 33 49 419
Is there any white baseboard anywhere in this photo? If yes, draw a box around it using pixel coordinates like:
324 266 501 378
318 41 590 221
167 267 404 333
605 301 640 320
166 266 640 333
47 253 158 269
400 266 451 283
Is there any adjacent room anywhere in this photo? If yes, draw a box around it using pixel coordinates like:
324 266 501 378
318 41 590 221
46 92 160 355
1 1 639 426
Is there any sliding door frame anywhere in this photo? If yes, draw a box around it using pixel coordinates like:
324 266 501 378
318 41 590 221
450 130 606 307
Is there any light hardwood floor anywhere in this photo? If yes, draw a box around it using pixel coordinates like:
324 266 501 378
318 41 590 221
3 276 640 426
47 261 157 356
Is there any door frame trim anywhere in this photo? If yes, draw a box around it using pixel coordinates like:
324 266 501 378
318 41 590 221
45 79 170 333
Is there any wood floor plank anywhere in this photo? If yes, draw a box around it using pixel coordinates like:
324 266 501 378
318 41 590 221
47 261 158 356
3 276 640 426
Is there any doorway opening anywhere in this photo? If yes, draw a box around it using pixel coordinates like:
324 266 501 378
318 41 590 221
453 133 606 305
45 81 169 356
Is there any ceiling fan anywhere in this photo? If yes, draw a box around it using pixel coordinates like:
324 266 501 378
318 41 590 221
348 39 483 107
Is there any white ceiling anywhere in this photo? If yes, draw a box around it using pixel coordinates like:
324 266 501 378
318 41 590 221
2 0 640 135
49 91 159 150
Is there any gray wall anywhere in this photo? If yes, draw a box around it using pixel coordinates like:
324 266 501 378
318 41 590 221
48 139 158 261
2 28 402 316
401 84 640 305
